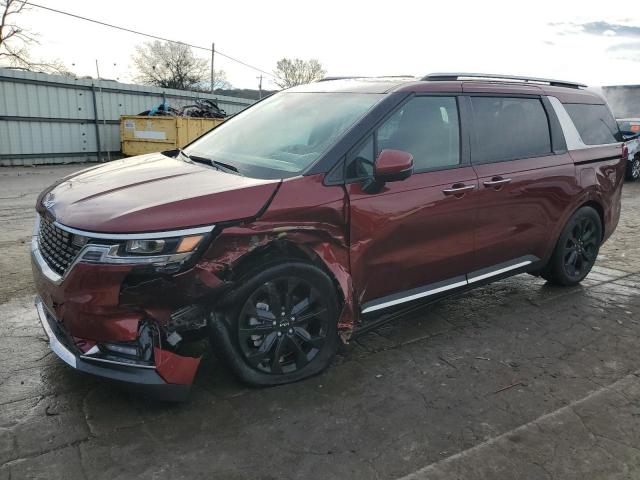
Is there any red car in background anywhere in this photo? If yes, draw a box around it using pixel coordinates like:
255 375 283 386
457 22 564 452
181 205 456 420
32 73 626 400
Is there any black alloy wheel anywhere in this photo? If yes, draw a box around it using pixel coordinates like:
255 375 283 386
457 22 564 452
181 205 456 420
562 217 599 280
209 262 339 387
542 206 602 286
237 276 330 375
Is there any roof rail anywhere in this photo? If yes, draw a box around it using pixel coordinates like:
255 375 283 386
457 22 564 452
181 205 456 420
317 75 415 82
317 76 366 82
422 72 587 89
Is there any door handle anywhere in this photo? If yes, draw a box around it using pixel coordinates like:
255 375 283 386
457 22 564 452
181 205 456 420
483 177 512 187
442 184 476 196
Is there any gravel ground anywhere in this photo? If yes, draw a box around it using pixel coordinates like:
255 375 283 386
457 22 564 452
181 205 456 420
0 165 639 480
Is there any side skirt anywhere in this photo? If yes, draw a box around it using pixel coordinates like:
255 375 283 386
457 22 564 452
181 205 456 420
353 255 540 337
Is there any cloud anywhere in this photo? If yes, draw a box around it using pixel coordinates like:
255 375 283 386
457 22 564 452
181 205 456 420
607 42 640 61
581 21 640 37
608 42 640 52
552 21 640 38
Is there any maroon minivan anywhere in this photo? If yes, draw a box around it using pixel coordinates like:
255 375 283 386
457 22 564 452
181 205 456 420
32 73 626 400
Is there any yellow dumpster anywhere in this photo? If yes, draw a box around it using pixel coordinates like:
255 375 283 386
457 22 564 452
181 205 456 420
120 116 225 156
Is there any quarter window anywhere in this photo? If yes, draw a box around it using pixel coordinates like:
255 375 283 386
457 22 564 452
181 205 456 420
470 97 551 163
564 103 621 145
345 136 375 180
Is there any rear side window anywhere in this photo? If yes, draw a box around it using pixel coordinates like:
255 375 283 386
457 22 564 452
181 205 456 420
564 104 620 145
470 97 551 163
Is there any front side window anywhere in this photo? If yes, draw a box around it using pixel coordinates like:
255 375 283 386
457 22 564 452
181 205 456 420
378 96 461 172
186 92 383 179
470 97 551 163
565 103 621 145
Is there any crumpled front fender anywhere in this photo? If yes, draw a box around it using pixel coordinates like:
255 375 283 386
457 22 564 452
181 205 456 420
195 174 357 340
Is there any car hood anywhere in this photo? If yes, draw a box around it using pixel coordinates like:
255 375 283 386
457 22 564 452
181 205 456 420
37 153 281 233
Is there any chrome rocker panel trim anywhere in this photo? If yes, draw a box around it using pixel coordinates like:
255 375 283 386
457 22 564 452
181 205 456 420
361 256 537 315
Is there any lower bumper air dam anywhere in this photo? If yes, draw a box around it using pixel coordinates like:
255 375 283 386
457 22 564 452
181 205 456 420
35 297 193 402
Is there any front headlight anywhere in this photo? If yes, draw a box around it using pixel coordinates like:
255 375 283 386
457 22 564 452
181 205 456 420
107 234 206 263
126 239 166 254
124 236 207 255
75 233 209 272
33 217 215 277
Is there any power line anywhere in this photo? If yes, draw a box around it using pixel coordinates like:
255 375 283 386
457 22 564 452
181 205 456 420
21 0 278 79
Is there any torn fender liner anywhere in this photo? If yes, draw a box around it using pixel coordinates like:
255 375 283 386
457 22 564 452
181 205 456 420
196 174 357 339
203 230 356 339
154 347 201 384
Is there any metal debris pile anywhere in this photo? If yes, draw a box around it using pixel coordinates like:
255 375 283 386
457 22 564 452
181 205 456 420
139 99 227 118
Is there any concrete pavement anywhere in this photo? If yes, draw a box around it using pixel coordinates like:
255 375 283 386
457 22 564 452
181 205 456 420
0 165 639 479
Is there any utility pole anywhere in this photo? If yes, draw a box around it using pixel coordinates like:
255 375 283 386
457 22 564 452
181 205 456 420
95 60 110 162
210 42 215 94
257 75 263 99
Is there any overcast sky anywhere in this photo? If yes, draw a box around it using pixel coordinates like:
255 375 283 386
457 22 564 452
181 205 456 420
17 0 640 89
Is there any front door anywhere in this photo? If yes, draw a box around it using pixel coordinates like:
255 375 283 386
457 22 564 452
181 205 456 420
345 95 479 314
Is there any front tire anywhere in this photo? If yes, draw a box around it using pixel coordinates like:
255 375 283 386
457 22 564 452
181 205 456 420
542 206 602 286
209 262 339 387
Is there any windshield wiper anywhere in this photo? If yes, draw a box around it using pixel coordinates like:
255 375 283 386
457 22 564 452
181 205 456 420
184 153 212 167
190 155 242 176
211 159 242 175
175 150 243 176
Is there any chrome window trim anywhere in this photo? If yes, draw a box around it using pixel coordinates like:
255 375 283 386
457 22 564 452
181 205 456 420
53 221 215 240
547 96 622 150
547 96 586 150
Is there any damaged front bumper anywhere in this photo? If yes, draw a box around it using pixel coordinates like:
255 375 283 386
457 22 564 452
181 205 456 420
36 298 196 401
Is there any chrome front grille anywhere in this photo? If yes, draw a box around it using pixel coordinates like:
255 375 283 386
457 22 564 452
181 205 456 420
37 217 83 276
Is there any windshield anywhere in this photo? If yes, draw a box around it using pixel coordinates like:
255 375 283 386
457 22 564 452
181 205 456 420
185 92 383 179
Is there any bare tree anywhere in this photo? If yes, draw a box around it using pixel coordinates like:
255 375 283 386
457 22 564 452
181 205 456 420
132 40 230 91
273 58 326 88
0 0 71 74
207 70 232 92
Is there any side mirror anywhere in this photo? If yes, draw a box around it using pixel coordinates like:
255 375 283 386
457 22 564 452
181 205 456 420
374 149 414 182
363 149 413 193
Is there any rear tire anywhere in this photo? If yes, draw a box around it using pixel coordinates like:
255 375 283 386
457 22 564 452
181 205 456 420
541 206 602 286
209 262 339 387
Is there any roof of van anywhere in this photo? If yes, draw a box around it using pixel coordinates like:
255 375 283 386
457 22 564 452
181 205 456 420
288 77 415 94
289 75 606 104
